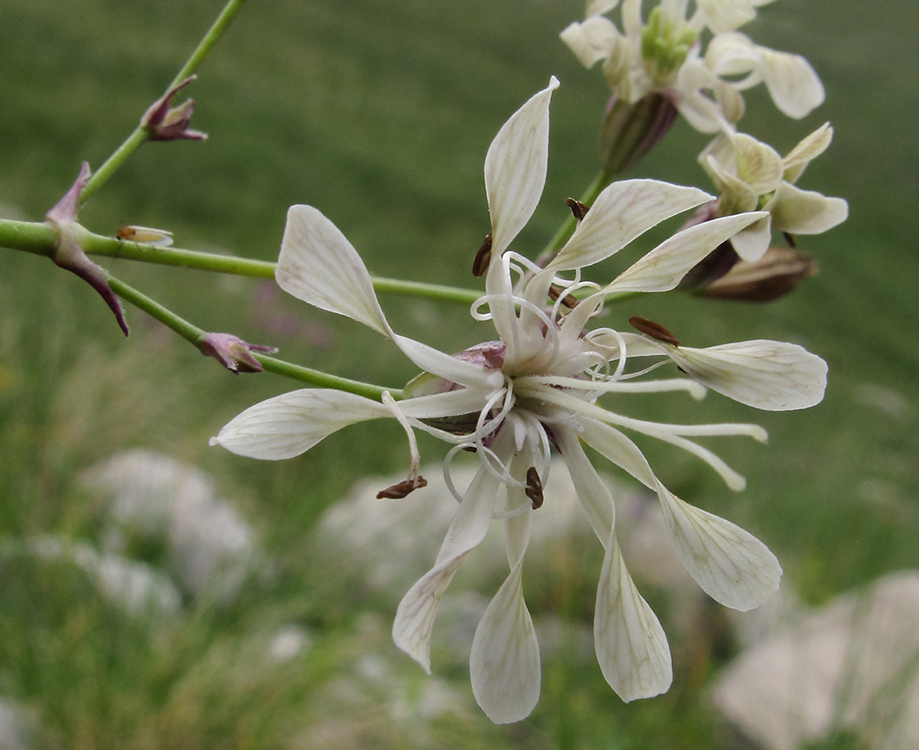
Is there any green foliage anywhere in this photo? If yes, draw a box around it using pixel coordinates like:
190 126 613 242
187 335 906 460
0 0 917 747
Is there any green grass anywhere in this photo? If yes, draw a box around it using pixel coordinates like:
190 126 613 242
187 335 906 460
1 0 917 747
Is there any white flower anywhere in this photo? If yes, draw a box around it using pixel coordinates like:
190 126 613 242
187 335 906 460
700 123 849 259
212 78 827 723
561 0 823 133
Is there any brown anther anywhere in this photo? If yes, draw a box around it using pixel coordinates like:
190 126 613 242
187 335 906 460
566 198 590 221
472 233 493 277
628 316 680 346
783 231 797 249
547 284 578 309
376 475 428 500
525 467 544 510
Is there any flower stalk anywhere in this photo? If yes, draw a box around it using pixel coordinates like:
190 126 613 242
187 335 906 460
107 274 396 398
78 0 250 206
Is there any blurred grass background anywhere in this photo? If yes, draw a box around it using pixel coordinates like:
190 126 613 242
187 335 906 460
0 0 916 747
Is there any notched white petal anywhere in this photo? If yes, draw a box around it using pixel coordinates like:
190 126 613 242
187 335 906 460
470 566 541 724
594 536 672 701
548 180 712 272
277 205 391 336
485 77 559 256
668 340 828 411
210 389 389 460
656 483 782 610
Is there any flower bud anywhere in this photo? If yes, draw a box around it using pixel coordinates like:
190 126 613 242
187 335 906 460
600 92 679 176
695 246 817 302
142 76 207 142
197 333 278 373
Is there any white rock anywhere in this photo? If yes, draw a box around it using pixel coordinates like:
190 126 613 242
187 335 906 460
83 450 259 601
0 698 33 750
26 536 181 616
713 571 919 750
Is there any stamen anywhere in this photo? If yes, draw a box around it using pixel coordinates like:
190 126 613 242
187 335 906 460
472 232 493 277
525 467 544 509
548 284 579 309
628 316 680 346
566 197 590 221
377 476 428 499
381 391 423 486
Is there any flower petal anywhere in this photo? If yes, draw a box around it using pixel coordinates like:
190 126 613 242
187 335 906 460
556 426 616 544
393 462 500 671
732 133 784 195
730 214 773 262
782 123 833 183
767 182 848 236
667 340 828 411
485 77 559 256
698 0 758 33
277 205 391 336
594 534 672 701
392 556 466 674
393 334 495 389
547 180 713 272
655 483 782 610
470 564 541 723
397 387 496 421
210 389 389 459
560 16 620 68
759 47 825 119
605 211 770 294
576 419 657 492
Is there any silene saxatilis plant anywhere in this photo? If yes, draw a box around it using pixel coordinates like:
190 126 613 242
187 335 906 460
0 0 847 729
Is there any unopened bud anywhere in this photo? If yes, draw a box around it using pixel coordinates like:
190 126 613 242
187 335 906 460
600 92 679 176
142 76 208 142
198 333 278 373
696 246 817 302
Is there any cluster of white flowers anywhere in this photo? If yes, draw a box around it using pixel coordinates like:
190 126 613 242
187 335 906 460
212 79 828 723
699 124 849 259
561 0 824 132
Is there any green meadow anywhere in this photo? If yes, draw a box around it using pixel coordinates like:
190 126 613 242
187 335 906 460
0 0 917 747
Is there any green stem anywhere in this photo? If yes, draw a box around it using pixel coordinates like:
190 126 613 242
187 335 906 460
106 273 398 400
1 218 642 308
78 0 250 206
0 219 484 305
170 0 249 88
107 275 205 343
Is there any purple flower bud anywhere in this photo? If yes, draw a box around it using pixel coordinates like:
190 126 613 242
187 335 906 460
197 333 278 374
142 76 208 142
